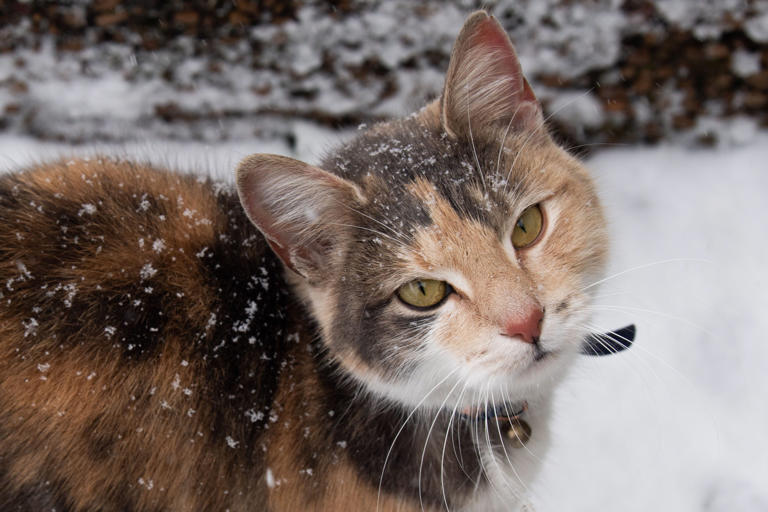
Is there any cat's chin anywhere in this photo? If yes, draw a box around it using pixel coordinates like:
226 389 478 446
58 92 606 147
351 341 578 413
459 347 576 404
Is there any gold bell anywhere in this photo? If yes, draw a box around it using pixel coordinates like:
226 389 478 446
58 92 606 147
504 419 532 448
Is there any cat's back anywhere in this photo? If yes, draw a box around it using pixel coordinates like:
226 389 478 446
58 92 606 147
0 158 294 511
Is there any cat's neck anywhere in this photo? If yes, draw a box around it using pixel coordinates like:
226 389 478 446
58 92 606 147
217 189 533 508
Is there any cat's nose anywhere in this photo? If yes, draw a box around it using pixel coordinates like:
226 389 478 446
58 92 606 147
503 308 543 344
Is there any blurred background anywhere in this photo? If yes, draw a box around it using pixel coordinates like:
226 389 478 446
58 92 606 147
2 0 768 148
1 1 767 511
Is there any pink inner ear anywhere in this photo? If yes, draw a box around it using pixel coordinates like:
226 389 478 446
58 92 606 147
472 17 517 57
521 76 538 104
469 17 529 101
443 13 542 136
237 170 306 275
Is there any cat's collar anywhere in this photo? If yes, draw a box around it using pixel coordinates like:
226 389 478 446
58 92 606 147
459 400 527 423
459 400 533 448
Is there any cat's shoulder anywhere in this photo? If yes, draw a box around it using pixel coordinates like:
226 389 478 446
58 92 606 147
0 157 285 354
0 157 259 252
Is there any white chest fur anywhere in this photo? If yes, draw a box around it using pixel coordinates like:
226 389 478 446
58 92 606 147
461 396 553 512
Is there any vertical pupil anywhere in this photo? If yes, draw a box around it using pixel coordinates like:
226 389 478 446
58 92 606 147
517 218 527 233
417 281 426 296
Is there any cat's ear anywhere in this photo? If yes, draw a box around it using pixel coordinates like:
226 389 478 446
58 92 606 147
236 154 364 279
441 11 543 138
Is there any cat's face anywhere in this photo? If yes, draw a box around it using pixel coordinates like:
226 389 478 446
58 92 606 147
237 12 607 410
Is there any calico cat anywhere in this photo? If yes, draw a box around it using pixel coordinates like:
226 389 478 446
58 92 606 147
0 11 632 512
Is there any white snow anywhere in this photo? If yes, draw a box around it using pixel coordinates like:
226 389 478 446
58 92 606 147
22 317 38 338
531 136 768 511
77 203 97 216
265 467 276 489
745 12 768 43
139 263 157 280
1 1 767 152
0 132 767 509
549 91 606 129
731 50 762 78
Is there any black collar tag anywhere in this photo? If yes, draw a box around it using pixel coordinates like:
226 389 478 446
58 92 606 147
581 324 636 356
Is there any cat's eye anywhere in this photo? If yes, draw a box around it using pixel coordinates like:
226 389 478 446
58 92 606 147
511 204 544 249
397 279 448 309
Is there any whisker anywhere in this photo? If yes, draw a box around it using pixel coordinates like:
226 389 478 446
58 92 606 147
499 388 541 462
418 377 464 511
466 82 488 195
335 200 411 244
585 304 714 337
490 389 531 494
440 379 471 511
504 87 597 195
578 320 696 392
579 258 711 293
562 141 629 154
470 386 485 494
376 367 460 511
326 222 404 246
481 384 520 503
494 108 519 177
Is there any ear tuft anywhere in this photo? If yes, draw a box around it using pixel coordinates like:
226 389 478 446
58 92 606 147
236 154 363 279
441 11 543 138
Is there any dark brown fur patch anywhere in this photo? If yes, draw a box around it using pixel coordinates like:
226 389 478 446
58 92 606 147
0 158 509 511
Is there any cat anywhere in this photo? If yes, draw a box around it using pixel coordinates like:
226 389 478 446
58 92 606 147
0 10 633 512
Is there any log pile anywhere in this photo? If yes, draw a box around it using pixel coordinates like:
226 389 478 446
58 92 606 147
1 0 766 149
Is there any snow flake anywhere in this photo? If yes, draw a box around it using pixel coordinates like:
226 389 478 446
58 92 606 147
245 408 264 423
137 194 151 212
138 477 154 490
265 468 276 489
139 263 157 280
62 283 77 308
22 318 39 337
225 436 239 448
77 203 97 216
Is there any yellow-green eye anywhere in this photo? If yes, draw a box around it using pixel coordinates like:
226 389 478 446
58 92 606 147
397 279 448 309
511 204 544 249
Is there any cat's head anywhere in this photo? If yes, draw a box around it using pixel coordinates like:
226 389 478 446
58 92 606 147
236 11 607 409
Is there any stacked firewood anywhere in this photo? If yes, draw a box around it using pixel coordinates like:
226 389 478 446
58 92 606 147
0 0 765 148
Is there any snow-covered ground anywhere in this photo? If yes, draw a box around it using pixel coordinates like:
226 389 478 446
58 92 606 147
1 131 766 510
537 140 768 511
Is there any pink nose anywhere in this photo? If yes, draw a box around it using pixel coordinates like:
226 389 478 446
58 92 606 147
504 308 543 344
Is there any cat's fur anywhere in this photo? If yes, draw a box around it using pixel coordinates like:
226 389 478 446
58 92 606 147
0 12 607 511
